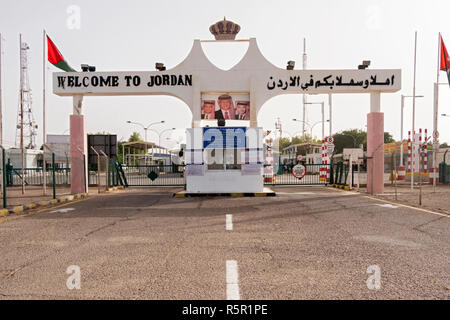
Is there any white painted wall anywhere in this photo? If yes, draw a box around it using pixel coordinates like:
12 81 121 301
187 170 263 193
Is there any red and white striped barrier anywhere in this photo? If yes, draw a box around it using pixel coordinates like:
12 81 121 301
398 166 406 180
424 129 428 174
429 167 439 184
320 139 330 183
407 131 411 174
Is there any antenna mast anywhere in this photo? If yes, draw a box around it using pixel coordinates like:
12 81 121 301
16 39 38 149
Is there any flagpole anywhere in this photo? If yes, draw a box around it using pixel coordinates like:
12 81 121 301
43 29 47 195
411 31 417 191
433 33 441 191
0 33 3 147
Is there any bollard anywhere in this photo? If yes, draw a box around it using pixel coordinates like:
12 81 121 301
52 153 56 200
83 155 87 193
2 148 6 208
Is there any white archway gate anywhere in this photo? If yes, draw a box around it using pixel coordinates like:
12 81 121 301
53 37 401 194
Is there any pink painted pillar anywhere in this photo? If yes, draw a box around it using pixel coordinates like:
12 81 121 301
70 114 88 194
367 93 384 194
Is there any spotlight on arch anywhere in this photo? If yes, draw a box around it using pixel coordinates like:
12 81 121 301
155 63 166 71
286 61 295 70
358 60 371 70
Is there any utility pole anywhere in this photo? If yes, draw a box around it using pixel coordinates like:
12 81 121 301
302 38 307 139
411 31 418 191
328 93 332 138
432 32 441 191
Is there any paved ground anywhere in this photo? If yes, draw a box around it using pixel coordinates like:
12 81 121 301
0 186 448 299
371 184 450 215
2 185 102 208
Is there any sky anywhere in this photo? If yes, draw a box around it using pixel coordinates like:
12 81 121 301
0 0 449 150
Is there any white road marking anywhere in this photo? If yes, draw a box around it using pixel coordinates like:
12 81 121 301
226 214 233 231
50 208 75 213
376 204 399 209
226 260 240 300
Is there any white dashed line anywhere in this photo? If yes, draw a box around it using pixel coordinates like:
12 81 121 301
50 208 75 213
376 204 399 209
226 260 240 300
226 214 233 231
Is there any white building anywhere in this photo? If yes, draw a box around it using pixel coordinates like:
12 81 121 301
6 148 42 168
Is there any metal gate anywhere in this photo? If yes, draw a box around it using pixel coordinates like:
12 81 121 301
263 164 330 185
122 165 186 186
120 164 330 187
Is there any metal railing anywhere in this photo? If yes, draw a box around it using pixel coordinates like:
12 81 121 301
264 164 328 185
121 164 185 186
7 167 70 186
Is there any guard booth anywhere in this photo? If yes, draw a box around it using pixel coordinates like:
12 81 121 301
185 126 264 193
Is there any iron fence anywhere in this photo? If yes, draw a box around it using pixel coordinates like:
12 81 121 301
7 167 70 186
122 164 185 186
264 164 328 185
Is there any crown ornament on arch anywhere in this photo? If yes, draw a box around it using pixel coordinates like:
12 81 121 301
209 17 241 40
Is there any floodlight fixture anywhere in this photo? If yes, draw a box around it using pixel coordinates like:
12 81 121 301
286 60 295 70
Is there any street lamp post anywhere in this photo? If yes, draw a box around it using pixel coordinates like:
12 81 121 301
304 102 326 142
293 119 329 141
292 119 311 140
126 120 165 142
147 127 176 146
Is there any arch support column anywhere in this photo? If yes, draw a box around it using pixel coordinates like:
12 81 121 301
367 92 384 195
70 95 88 194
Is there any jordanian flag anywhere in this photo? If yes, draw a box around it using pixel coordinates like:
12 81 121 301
440 35 450 87
47 35 76 72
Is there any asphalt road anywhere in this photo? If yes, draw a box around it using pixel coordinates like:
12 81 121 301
0 186 448 299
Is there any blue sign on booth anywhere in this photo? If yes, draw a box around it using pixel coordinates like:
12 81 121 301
203 127 246 149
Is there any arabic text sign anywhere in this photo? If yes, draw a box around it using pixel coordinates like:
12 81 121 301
292 164 306 180
265 69 401 93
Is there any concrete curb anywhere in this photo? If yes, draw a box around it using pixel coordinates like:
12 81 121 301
2 193 89 217
174 191 276 198
106 186 125 192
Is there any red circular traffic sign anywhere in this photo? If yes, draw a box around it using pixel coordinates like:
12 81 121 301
326 136 334 144
292 164 306 180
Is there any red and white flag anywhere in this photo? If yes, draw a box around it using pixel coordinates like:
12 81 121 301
440 35 450 87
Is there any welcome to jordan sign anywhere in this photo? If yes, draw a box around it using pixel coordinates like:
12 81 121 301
53 36 400 124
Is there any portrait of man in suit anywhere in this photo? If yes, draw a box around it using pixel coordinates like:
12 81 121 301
201 100 215 119
214 94 234 120
234 101 250 120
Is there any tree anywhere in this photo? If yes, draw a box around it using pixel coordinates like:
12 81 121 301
384 132 395 143
128 132 142 142
332 129 396 154
333 129 366 154
118 141 124 164
277 137 291 151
